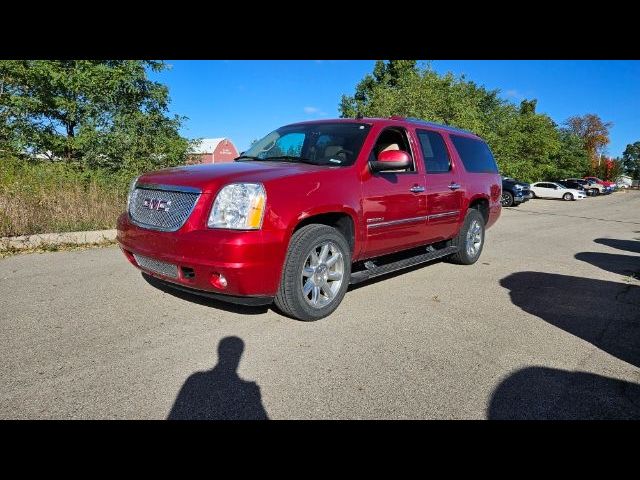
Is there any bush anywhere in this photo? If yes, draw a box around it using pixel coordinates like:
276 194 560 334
0 156 131 237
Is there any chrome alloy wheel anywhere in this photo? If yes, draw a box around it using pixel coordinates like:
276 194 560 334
465 219 483 258
301 241 344 308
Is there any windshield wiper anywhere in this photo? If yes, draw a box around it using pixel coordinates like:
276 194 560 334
266 156 317 165
234 155 261 162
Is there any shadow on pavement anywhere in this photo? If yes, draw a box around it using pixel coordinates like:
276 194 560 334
594 237 640 254
496 271 640 419
167 336 269 420
500 271 640 369
488 366 640 419
575 251 640 277
142 273 270 315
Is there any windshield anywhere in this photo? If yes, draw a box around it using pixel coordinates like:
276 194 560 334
238 122 371 167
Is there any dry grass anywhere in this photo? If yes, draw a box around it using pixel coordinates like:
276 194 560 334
0 182 125 237
0 157 128 237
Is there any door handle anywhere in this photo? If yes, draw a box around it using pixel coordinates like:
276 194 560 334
449 183 461 191
409 185 425 193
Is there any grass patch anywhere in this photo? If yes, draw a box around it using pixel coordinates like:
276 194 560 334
0 156 130 237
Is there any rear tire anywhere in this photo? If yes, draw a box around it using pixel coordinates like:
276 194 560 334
275 224 351 322
563 192 574 201
449 209 485 265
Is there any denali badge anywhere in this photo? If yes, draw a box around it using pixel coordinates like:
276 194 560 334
142 198 172 212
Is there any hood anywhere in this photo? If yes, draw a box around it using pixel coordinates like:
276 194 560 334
136 161 333 193
502 178 530 188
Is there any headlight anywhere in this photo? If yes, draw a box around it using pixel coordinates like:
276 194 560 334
126 175 140 212
208 183 266 230
514 184 524 190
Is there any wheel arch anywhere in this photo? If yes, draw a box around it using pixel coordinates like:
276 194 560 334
289 208 359 256
468 195 490 224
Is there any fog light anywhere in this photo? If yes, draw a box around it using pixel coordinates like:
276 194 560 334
210 272 228 289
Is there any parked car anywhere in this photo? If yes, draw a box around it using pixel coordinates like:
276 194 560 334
530 182 587 201
556 180 588 194
564 178 604 196
117 117 502 321
584 176 615 193
501 176 531 207
616 175 632 189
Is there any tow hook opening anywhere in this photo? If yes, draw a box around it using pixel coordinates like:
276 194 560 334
181 266 196 280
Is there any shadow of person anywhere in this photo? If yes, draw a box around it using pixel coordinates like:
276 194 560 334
167 336 269 420
487 366 640 419
500 272 640 369
594 238 640 254
575 251 640 276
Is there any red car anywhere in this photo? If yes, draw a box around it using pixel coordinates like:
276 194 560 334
117 117 502 321
584 176 616 188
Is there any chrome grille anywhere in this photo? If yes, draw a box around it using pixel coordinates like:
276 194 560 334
129 184 200 232
133 253 179 279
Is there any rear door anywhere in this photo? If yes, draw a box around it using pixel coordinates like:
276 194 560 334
415 128 462 242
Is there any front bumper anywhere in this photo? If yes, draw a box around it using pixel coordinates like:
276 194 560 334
513 190 532 203
116 213 288 298
142 274 273 306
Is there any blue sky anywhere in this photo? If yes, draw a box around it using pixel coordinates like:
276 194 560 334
149 60 639 157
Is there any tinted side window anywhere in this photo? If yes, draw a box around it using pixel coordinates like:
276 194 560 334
450 135 498 174
416 130 451 173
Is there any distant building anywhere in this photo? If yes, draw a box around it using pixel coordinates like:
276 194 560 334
188 138 239 164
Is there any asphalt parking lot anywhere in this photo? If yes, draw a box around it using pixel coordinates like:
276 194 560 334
1 191 639 419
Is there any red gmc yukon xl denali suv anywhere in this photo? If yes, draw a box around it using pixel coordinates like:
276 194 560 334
117 117 502 321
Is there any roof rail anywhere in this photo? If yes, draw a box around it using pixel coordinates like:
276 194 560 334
390 116 477 136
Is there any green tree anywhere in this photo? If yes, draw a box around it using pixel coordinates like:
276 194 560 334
551 129 590 179
621 142 640 179
0 60 191 174
339 60 571 183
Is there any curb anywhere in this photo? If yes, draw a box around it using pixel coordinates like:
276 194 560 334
0 229 117 251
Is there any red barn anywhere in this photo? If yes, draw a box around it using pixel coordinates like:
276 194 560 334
189 138 239 164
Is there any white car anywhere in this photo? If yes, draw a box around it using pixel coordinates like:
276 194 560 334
530 182 587 201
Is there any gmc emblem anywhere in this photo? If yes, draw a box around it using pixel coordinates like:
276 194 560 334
142 198 172 212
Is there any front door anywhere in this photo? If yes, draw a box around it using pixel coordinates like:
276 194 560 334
537 183 558 198
415 129 462 242
361 127 427 258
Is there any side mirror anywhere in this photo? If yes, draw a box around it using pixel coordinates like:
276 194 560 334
369 150 411 173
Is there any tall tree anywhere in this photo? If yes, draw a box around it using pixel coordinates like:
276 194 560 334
339 60 572 182
564 114 612 171
621 142 640 179
0 60 191 172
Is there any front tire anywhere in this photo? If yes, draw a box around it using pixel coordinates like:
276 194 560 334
275 224 351 321
449 209 485 265
563 192 574 201
501 191 514 207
